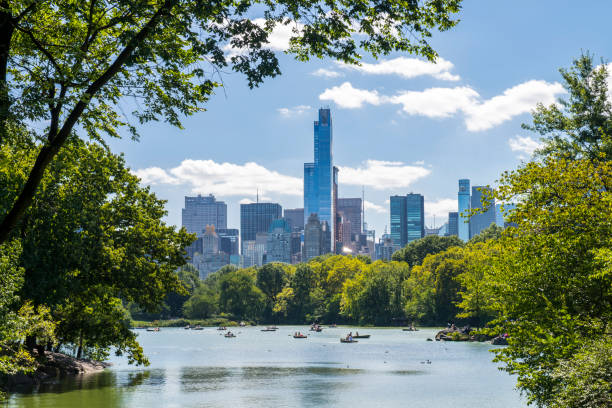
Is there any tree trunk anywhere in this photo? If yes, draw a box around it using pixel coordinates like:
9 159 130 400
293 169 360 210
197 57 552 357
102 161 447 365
76 331 83 359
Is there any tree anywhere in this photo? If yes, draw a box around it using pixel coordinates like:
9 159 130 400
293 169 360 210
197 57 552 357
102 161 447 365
403 247 467 325
0 0 462 243
0 240 55 378
527 54 612 161
468 223 503 244
183 285 217 319
455 242 499 328
486 156 612 406
341 261 407 325
392 235 464 267
219 269 265 320
1 137 192 363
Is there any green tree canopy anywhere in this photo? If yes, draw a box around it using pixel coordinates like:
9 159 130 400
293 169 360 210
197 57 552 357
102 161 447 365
0 137 192 364
527 54 612 161
392 234 464 267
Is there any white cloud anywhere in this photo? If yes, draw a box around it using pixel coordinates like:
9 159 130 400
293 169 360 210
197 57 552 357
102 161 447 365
364 200 387 214
338 57 460 81
319 80 565 131
277 105 311 117
312 68 344 78
338 159 430 189
508 135 543 157
425 198 458 218
134 167 180 185
318 82 384 109
135 159 302 197
463 80 565 131
390 86 480 118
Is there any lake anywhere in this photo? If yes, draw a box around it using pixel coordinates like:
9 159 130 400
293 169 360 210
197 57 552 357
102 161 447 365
6 326 524 407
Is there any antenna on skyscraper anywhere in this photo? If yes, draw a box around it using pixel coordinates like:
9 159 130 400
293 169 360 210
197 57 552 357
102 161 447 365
256 188 259 204
362 186 365 232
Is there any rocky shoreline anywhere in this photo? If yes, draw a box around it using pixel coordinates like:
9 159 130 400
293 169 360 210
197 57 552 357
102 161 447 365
433 327 508 345
4 351 110 388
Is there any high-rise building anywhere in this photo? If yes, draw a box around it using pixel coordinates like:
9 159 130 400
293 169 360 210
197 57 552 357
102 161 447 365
458 179 471 241
284 208 304 231
337 198 362 237
182 194 227 236
190 225 229 279
304 108 335 253
290 231 302 264
303 213 331 261
265 218 292 264
240 202 282 254
389 194 425 248
406 193 425 243
390 195 407 248
217 228 239 256
470 186 496 238
448 212 458 237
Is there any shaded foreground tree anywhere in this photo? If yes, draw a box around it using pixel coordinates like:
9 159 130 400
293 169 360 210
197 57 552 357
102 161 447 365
1 137 192 364
0 0 462 243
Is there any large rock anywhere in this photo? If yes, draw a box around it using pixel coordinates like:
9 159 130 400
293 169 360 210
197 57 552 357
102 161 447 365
4 351 110 388
491 336 508 345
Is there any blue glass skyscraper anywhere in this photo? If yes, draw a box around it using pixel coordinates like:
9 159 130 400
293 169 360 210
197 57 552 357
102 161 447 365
304 108 334 253
458 179 470 241
389 193 424 248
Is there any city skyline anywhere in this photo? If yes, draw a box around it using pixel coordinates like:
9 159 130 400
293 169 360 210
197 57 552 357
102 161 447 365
124 1 612 240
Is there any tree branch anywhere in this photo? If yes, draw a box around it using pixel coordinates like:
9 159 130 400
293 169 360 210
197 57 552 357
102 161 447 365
0 0 177 244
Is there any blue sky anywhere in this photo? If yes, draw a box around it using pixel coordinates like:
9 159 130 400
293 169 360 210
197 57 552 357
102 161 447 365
109 0 612 238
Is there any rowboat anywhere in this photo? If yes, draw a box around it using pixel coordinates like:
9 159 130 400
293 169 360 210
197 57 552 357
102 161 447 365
191 326 204 330
353 334 370 339
261 327 277 332
146 327 160 332
293 334 307 339
224 332 236 338
340 338 358 343
217 327 227 331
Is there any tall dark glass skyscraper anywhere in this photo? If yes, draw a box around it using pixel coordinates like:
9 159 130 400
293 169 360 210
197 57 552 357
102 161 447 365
447 212 458 237
304 108 334 253
390 195 407 247
389 193 424 248
458 179 470 241
406 193 425 243
240 203 282 254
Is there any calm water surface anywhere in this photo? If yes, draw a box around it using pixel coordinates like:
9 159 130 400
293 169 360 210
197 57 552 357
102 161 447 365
6 326 524 407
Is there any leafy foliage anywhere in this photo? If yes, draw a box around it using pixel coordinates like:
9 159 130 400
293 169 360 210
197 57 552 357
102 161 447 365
391 234 464 266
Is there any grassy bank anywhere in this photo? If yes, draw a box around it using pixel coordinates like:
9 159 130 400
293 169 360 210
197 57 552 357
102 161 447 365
130 317 251 328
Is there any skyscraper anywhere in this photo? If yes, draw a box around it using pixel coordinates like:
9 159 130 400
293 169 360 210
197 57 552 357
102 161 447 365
284 208 304 231
265 218 292 264
470 186 496 238
304 108 334 253
337 198 362 237
390 195 407 248
406 193 425 243
240 203 282 254
448 212 458 237
217 228 239 256
182 194 227 236
389 194 425 248
458 179 470 241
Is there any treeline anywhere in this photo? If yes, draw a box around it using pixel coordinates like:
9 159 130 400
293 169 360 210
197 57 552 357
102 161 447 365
139 230 501 327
